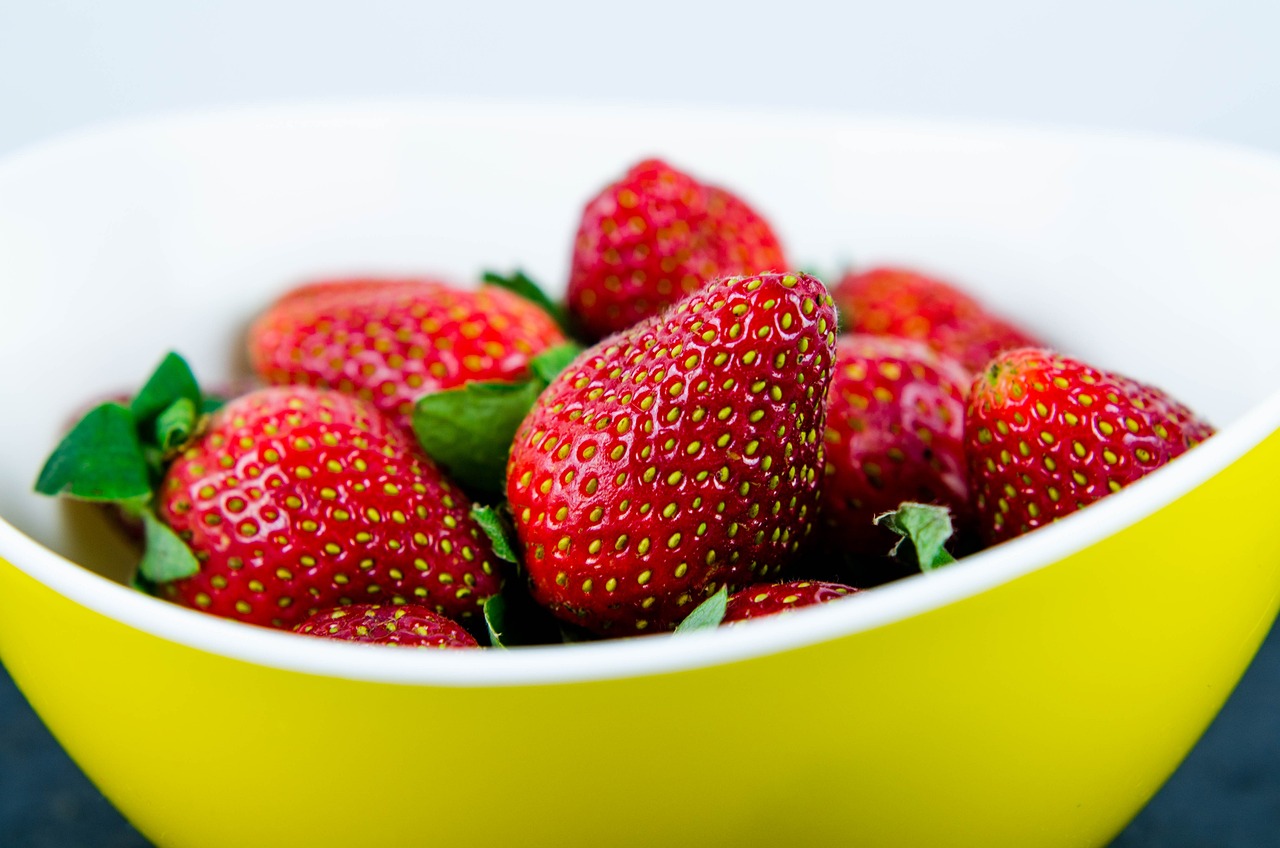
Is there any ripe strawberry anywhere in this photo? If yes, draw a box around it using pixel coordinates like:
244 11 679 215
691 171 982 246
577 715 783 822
723 580 860 623
968 348 1214 544
567 159 787 340
832 267 1041 373
157 385 502 627
507 272 837 635
819 334 972 553
294 604 479 648
248 277 566 431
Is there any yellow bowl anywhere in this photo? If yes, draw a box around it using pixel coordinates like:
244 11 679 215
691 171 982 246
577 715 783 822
2 104 1279 848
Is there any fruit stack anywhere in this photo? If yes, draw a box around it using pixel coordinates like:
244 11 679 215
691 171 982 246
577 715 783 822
36 159 1214 648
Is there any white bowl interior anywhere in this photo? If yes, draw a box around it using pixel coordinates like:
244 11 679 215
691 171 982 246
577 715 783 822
1 103 1279 680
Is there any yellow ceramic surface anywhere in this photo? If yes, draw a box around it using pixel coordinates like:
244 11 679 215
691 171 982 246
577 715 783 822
3 424 1280 848
1 105 1279 847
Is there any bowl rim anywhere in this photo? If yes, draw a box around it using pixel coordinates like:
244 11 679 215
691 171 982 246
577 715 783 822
2 101 1279 688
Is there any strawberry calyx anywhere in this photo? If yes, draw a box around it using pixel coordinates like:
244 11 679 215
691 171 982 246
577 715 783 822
673 586 730 633
875 503 959 572
470 503 519 564
483 594 508 648
135 507 201 583
35 352 212 585
36 403 153 502
412 342 583 495
131 351 204 454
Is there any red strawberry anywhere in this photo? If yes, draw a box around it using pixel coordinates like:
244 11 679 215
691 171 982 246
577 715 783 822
819 334 972 553
248 278 566 431
831 267 1040 373
967 348 1214 544
723 580 860 623
293 604 479 648
567 159 787 340
157 385 502 627
507 272 837 635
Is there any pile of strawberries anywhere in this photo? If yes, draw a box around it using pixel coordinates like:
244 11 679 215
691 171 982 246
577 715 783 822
37 159 1214 648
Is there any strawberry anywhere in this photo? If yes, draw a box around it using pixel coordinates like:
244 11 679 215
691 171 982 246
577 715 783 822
567 159 787 341
967 348 1214 544
723 580 860 623
831 267 1041 373
248 277 567 431
156 385 502 627
507 272 838 635
294 604 479 648
818 334 972 554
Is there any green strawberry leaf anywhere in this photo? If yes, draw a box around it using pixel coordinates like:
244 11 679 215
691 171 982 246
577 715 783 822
875 503 958 572
34 403 152 501
482 269 571 335
529 343 583 385
154 397 198 452
137 510 201 583
131 352 202 430
200 395 228 415
471 503 519 564
412 342 582 496
412 378 543 495
483 594 507 649
674 585 729 633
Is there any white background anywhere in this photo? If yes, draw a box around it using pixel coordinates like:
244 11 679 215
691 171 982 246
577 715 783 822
1 0 1279 156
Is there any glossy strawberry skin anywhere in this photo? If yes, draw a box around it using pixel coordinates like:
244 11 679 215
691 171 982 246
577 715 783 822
567 159 786 340
248 278 566 431
967 348 1214 544
157 386 501 628
507 273 838 635
723 580 860 623
832 267 1040 373
293 604 479 648
819 335 972 554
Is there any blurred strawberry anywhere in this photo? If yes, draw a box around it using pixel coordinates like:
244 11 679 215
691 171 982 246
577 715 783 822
723 580 860 623
832 267 1040 373
294 604 479 648
567 159 786 340
818 334 972 555
248 278 566 430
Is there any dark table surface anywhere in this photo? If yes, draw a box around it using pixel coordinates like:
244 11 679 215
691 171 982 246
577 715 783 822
3 624 1278 847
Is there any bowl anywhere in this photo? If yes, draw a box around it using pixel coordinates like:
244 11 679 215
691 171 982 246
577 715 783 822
1 102 1279 848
